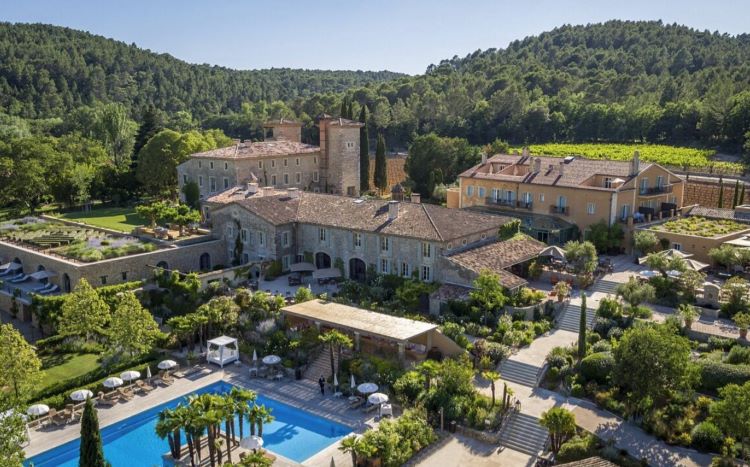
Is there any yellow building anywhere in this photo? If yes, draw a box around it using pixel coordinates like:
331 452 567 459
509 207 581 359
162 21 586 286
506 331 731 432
452 151 685 245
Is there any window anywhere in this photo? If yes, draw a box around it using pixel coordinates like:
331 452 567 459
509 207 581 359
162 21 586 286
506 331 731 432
296 158 300 166
640 177 648 194
198 161 202 169
199 176 203 187
258 161 263 169
422 242 432 258
380 236 390 252
283 174 289 185
539 193 545 203
121 272 127 281
283 158 288 167
656 175 664 188
314 156 318 164
226 225 234 239
242 253 249 264
241 229 248 242
522 192 532 205
313 171 319 182
271 175 277 185
462 239 468 246
209 177 216 192
258 232 265 247
209 161 214 170
621 204 631 220
282 231 290 247
224 162 228 170
182 174 188 184
557 196 567 207
295 173 301 184
467 186 474 197
282 255 290 270
478 187 486 198
481 233 487 240
380 259 390 274
604 177 613 189
401 262 410 277
421 265 432 281
271 160 276 168
673 243 682 251
353 233 362 248
587 203 595 215
100 275 107 285
346 141 355 148
319 228 327 243
223 177 229 189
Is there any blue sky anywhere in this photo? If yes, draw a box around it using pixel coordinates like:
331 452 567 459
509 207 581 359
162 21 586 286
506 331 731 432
2 0 748 74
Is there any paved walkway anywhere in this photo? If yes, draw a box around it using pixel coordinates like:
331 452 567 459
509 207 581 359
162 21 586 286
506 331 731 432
413 433 533 467
474 290 715 467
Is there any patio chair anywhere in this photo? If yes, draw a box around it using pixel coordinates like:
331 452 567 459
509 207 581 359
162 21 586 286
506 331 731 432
362 403 378 414
348 397 364 410
158 371 175 386
118 387 135 401
135 380 155 394
96 391 117 407
249 367 258 377
48 408 67 426
10 274 28 283
273 372 284 381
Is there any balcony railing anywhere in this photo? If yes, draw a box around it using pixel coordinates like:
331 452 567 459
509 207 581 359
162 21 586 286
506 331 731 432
485 198 533 210
639 184 673 195
549 205 570 215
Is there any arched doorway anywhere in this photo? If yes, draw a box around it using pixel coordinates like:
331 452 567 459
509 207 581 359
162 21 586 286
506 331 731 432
37 265 45 271
199 253 211 271
156 261 169 270
349 258 366 282
62 273 71 293
315 252 331 269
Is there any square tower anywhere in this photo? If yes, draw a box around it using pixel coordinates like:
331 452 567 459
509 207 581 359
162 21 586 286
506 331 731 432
263 118 302 142
318 116 363 196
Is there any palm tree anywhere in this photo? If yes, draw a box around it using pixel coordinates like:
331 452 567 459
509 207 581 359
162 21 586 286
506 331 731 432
220 394 237 463
318 329 353 378
236 450 273 466
230 387 257 440
482 370 500 407
539 407 577 455
155 408 182 460
254 405 274 438
339 435 359 466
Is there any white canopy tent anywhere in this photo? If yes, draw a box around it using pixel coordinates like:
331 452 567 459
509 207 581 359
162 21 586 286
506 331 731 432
539 245 566 260
206 335 239 368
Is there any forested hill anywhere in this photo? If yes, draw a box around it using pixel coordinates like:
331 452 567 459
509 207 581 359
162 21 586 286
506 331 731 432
0 23 405 119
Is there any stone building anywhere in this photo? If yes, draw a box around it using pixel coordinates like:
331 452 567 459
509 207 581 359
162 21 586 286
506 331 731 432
177 116 363 214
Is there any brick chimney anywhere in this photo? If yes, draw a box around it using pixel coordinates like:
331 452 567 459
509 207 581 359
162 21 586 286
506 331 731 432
263 186 275 197
533 157 541 173
246 182 258 194
630 151 640 176
410 193 421 204
481 153 487 165
287 187 300 199
559 161 565 176
388 200 399 220
522 147 530 158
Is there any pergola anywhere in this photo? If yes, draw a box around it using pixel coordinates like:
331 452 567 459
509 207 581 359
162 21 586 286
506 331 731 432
281 299 462 361
206 335 239 368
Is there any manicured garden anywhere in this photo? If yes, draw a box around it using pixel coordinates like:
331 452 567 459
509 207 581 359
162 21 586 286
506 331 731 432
58 206 145 233
653 216 748 238
38 352 100 390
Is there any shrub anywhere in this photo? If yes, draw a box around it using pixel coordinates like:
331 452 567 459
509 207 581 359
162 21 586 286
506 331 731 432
580 352 615 384
698 360 750 392
485 342 510 365
727 345 750 365
709 336 736 351
591 340 612 353
691 421 724 453
606 326 623 340
393 371 425 405
597 297 623 319
547 354 569 369
556 434 598 463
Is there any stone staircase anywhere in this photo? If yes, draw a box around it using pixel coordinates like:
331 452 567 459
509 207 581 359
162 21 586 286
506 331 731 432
590 279 621 295
498 412 549 456
498 359 542 387
303 349 339 382
556 302 596 333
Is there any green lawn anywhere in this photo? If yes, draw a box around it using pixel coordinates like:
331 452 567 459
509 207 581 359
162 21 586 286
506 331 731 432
39 353 101 390
59 207 145 232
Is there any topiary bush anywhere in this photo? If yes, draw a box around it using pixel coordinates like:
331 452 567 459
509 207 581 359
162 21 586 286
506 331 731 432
580 352 615 384
690 421 724 453
591 340 612 353
698 360 750 392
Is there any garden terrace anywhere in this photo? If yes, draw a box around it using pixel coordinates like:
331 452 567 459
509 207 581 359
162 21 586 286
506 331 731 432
651 216 748 238
0 217 159 263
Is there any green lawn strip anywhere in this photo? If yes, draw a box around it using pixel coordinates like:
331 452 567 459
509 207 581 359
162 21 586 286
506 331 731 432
39 352 101 390
59 207 145 232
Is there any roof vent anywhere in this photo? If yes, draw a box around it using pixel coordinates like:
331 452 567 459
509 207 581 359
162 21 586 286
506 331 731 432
564 156 575 164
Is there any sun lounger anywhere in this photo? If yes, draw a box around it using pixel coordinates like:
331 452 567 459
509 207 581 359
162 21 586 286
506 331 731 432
96 391 117 407
39 285 59 295
9 274 28 283
362 403 378 414
273 372 284 380
348 398 364 410
135 380 155 394
48 408 67 426
118 388 134 401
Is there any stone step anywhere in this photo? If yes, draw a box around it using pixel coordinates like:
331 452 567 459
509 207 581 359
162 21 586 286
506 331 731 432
590 279 620 295
557 303 596 333
499 359 542 387
499 412 549 456
304 350 340 382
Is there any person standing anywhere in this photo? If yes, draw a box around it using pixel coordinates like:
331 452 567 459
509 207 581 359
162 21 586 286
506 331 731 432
318 375 325 395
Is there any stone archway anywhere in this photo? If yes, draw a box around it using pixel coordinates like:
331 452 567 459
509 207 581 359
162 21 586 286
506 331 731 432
62 273 71 293
349 258 366 282
315 252 331 269
199 253 211 271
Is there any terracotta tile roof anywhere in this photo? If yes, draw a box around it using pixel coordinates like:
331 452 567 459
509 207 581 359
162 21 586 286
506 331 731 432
686 206 750 222
190 141 319 160
446 235 545 288
556 457 618 467
430 284 472 301
460 154 649 189
223 192 511 242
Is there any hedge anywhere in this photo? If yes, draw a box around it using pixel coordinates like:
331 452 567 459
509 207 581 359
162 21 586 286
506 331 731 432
698 360 750 392
690 421 723 453
580 352 615 385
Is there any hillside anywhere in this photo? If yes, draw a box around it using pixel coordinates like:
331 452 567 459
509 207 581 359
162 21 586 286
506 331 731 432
0 22 404 119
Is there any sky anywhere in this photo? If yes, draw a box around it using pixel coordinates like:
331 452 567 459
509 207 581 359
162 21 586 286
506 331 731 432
2 0 749 75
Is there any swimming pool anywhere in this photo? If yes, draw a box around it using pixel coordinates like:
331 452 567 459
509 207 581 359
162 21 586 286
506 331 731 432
26 381 351 466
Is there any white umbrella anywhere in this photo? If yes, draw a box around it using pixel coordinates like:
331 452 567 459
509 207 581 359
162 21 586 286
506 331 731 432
158 360 177 370
667 270 682 278
350 374 355 389
146 366 152 379
333 373 339 387
70 389 94 401
252 349 258 363
27 404 49 417
103 377 124 389
539 245 566 260
639 270 659 279
262 355 281 365
240 435 264 450
367 393 389 405
357 382 378 394
120 371 141 382
684 258 709 271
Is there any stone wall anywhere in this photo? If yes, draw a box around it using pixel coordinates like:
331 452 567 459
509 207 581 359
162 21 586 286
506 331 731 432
325 126 361 196
684 179 748 208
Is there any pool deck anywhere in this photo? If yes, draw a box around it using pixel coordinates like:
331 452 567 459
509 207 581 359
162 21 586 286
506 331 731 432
25 363 377 466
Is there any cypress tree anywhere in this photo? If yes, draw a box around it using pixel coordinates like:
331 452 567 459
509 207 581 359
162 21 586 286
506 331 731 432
340 98 348 119
347 101 354 120
359 106 370 192
718 176 724 208
374 134 388 195
733 180 741 208
578 293 587 362
80 398 106 467
133 105 163 157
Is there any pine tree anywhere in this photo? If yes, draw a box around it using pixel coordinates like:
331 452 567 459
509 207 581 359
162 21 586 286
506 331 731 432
340 98 348 119
718 176 724 208
733 180 741 208
374 134 388 195
133 105 163 158
578 292 587 362
80 398 106 467
359 106 370 192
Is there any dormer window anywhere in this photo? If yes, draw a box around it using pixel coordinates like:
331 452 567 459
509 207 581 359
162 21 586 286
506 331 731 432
604 177 613 189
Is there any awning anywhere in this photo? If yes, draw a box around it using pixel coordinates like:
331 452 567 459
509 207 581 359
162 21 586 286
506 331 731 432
30 270 57 281
313 268 342 279
290 262 316 273
0 262 22 271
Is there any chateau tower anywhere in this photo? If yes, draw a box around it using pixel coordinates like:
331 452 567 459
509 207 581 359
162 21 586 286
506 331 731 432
317 115 363 196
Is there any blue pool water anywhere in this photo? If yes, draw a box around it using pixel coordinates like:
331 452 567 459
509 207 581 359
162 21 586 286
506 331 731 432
26 381 351 466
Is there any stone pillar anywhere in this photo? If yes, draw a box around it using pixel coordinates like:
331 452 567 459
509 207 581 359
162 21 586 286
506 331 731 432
426 332 433 350
314 321 321 331
627 216 634 228
354 332 361 352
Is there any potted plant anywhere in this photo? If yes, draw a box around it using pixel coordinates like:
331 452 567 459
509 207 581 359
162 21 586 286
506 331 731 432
734 312 750 340
553 281 570 303
677 304 700 329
